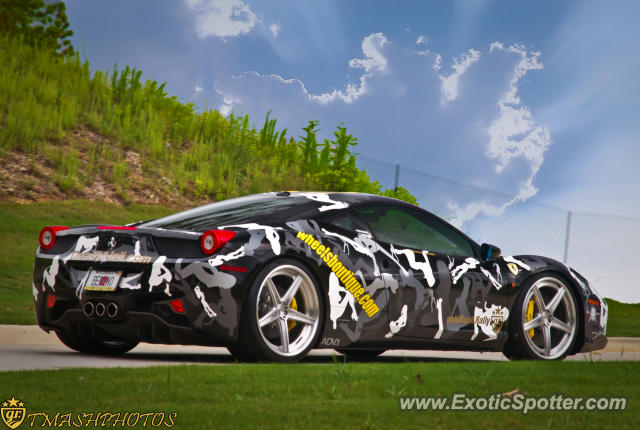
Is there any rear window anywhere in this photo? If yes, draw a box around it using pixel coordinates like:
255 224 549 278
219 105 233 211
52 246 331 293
139 194 310 231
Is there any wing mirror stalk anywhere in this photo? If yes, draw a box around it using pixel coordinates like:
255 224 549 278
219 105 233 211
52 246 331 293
480 243 501 260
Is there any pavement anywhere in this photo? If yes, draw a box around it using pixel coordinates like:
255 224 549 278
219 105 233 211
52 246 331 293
1 325 639 371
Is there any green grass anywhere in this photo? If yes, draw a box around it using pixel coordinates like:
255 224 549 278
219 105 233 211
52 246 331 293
0 35 414 204
1 200 638 336
606 299 640 337
0 200 174 324
1 361 637 429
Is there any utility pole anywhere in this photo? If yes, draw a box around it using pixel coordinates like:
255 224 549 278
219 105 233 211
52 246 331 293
563 211 572 264
394 164 400 191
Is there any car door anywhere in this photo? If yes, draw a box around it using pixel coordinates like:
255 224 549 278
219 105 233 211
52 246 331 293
319 210 390 343
351 204 500 342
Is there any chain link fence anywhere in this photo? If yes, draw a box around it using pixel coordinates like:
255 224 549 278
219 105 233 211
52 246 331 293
358 155 640 303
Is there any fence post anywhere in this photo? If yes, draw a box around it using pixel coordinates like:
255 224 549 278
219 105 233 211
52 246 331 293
563 211 572 264
394 164 400 191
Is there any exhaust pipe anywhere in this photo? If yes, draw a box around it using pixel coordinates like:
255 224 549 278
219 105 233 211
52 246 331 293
95 302 106 317
106 302 119 318
83 301 95 317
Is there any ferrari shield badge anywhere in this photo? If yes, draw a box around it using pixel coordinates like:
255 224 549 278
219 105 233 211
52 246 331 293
507 263 519 276
1 397 25 429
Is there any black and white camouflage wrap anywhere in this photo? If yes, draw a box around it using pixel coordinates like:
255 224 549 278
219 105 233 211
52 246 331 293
33 192 608 353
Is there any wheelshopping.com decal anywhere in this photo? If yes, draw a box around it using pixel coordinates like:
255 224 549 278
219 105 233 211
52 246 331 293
296 231 380 317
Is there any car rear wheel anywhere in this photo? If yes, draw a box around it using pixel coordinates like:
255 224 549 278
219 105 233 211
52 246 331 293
56 330 138 355
505 274 578 360
229 259 324 362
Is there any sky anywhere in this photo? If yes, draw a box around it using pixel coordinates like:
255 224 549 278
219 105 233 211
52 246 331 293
64 0 639 300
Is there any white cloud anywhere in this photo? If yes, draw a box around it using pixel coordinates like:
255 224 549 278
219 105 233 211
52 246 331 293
439 48 480 102
348 33 389 73
433 53 442 71
416 35 427 45
219 96 235 116
215 86 244 116
215 36 550 229
448 200 512 228
489 41 504 52
448 44 551 226
269 22 281 37
194 85 204 93
221 32 389 105
487 43 547 182
184 0 259 38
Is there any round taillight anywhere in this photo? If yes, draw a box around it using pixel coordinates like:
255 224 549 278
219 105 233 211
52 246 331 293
202 233 216 254
41 230 53 247
200 230 236 255
39 226 70 250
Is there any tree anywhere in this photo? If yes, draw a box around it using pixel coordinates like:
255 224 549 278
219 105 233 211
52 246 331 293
0 0 74 55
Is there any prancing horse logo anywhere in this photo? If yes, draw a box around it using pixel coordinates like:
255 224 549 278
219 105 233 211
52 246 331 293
1 396 26 429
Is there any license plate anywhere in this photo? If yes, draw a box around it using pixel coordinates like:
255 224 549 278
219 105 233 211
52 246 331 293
85 270 122 292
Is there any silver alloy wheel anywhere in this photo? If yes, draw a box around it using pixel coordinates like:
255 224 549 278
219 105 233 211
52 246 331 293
521 277 577 359
255 265 320 357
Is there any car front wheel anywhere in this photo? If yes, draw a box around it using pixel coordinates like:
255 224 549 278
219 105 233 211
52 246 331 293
505 274 579 360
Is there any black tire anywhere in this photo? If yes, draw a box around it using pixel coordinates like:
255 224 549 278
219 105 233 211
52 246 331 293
229 258 325 363
56 330 138 355
335 348 386 359
505 273 579 360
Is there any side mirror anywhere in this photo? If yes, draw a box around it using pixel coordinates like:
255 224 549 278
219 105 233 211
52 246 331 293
480 243 501 260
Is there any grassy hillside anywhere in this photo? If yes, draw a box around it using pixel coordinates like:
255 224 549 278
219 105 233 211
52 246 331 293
0 200 174 324
606 299 640 338
0 35 415 208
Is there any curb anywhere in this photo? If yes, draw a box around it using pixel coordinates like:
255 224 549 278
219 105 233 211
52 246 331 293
601 337 640 353
0 325 59 345
1 325 639 352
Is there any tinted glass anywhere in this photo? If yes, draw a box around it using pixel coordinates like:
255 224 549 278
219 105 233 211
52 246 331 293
323 210 369 234
355 205 474 256
140 195 309 231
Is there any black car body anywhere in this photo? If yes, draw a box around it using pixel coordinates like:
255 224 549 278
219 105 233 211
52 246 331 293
33 192 608 361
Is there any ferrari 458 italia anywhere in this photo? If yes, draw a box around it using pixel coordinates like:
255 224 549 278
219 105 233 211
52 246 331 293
33 192 608 361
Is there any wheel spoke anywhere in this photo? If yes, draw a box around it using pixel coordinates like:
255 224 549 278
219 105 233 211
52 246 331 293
287 309 315 325
522 277 577 360
278 319 289 353
550 317 572 334
256 265 321 357
265 278 281 304
532 285 545 311
546 287 566 313
542 325 551 356
523 314 543 331
259 308 278 327
282 275 302 305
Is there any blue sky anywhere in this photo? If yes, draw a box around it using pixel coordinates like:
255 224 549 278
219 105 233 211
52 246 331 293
65 0 640 219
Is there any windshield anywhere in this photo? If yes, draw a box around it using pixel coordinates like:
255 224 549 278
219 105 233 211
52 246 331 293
139 194 311 231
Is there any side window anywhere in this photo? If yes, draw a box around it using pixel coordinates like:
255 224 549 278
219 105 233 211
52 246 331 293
355 205 474 257
323 210 369 235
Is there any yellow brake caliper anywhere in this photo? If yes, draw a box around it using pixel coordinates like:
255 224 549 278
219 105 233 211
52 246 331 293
526 299 535 338
288 297 298 331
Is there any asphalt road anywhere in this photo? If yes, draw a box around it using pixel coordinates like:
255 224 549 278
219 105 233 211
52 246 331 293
1 325 638 371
